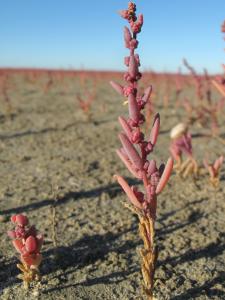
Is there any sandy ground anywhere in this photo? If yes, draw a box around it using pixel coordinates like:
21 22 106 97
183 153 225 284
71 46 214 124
0 72 225 300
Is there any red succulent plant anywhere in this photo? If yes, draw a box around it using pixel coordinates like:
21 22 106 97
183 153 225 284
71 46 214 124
8 214 43 288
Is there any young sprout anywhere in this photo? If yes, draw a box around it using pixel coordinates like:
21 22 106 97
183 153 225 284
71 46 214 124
76 89 96 121
203 156 224 188
170 123 198 178
8 214 43 289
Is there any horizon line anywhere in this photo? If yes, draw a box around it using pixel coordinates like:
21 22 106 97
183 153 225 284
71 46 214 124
0 66 223 76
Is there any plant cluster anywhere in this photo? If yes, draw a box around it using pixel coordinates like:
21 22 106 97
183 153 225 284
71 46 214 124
169 123 198 178
182 59 224 135
169 122 224 186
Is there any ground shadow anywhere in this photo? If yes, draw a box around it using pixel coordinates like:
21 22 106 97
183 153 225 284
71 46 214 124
42 224 138 277
172 271 225 299
40 224 139 294
43 267 138 294
158 209 205 239
158 197 207 224
0 121 78 140
0 255 19 291
159 233 225 268
0 178 139 216
0 116 117 141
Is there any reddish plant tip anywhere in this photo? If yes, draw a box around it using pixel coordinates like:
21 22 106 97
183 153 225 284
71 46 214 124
15 214 28 226
221 20 225 33
25 236 37 253
150 114 160 145
12 239 24 254
110 81 124 96
119 133 143 170
156 158 174 195
114 175 143 209
11 215 17 223
8 213 44 274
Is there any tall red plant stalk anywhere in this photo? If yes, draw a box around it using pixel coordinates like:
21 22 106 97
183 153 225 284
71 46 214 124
175 69 183 107
183 58 203 101
110 2 173 299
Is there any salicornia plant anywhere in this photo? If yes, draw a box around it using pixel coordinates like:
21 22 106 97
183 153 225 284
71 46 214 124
169 123 198 178
8 214 43 289
203 156 224 188
169 123 224 186
110 2 173 299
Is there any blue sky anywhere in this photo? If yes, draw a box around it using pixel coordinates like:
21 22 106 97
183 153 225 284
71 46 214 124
0 0 224 73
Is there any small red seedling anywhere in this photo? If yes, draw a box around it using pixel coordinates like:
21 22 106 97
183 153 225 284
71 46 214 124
8 214 43 289
203 156 224 188
76 89 96 120
170 123 198 178
44 71 54 94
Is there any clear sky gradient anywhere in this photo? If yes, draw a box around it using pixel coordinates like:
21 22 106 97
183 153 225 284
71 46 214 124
0 0 224 73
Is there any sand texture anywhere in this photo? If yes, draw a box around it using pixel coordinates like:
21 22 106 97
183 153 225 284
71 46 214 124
0 71 225 300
